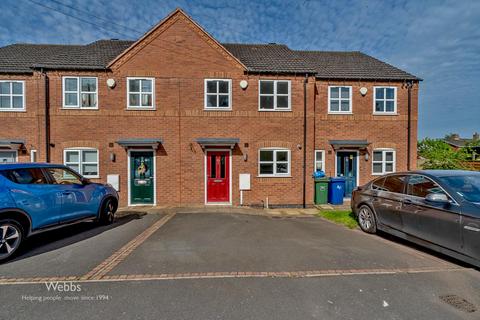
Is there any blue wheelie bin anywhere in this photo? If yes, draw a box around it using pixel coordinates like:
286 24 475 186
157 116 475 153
328 177 346 205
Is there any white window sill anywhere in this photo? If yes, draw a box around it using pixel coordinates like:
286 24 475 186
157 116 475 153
0 109 26 112
328 111 353 115
257 175 292 178
373 112 398 116
62 107 99 110
258 109 292 112
126 107 156 111
84 175 100 179
204 107 232 111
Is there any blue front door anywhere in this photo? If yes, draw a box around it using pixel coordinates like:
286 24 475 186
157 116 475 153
336 151 357 197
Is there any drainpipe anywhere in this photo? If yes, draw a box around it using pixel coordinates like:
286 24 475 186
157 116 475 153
406 81 413 171
43 70 51 163
302 75 308 208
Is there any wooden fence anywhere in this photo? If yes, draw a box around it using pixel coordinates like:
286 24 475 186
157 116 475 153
463 161 480 171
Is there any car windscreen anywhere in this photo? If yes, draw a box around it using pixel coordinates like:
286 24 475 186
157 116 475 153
438 175 480 203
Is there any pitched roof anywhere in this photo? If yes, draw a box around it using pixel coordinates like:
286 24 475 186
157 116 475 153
0 40 420 80
222 43 314 74
297 51 420 80
0 40 133 73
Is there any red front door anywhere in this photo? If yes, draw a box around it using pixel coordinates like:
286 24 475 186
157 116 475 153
206 151 230 203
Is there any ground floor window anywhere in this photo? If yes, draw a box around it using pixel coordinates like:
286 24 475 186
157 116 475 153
64 148 99 178
0 150 17 163
372 149 395 175
314 150 325 172
258 148 290 176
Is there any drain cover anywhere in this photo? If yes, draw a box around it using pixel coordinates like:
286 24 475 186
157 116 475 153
439 295 477 313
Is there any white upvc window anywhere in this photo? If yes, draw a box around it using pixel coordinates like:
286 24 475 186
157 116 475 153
328 86 352 114
259 80 291 111
64 148 99 178
258 148 291 177
374 87 397 114
0 80 25 111
372 149 396 175
127 77 154 109
30 150 37 163
314 150 325 172
0 150 17 163
63 77 98 109
204 79 232 109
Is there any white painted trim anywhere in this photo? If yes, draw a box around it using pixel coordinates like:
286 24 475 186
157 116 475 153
204 148 232 205
372 86 397 115
126 77 155 110
257 148 291 177
258 79 292 111
334 150 360 187
30 149 37 163
0 150 18 163
204 79 232 110
314 149 325 172
328 85 352 114
0 80 26 112
127 149 157 206
63 147 100 178
62 76 99 109
372 148 396 175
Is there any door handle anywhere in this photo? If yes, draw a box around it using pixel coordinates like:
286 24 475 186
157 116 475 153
464 225 480 232
62 192 73 196
403 198 412 205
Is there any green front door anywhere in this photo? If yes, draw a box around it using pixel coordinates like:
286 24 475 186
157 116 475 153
130 151 154 205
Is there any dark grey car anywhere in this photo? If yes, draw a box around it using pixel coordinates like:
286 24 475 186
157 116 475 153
351 170 480 268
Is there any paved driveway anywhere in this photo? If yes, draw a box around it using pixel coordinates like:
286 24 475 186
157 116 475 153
0 209 478 320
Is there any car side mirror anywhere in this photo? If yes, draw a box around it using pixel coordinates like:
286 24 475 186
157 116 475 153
81 177 91 185
425 193 450 204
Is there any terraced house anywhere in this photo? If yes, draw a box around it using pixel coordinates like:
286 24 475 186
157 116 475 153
0 8 420 207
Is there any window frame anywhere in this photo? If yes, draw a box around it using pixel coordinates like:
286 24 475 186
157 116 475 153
373 86 397 115
30 149 37 163
0 80 26 112
126 77 155 110
258 80 291 111
328 86 352 114
62 76 98 109
63 148 99 178
204 79 232 110
372 148 396 175
314 150 325 172
0 150 18 163
258 148 291 177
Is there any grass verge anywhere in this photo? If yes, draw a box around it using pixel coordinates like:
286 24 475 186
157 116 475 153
316 210 358 229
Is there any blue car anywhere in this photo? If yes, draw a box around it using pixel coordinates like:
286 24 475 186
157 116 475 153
0 163 119 262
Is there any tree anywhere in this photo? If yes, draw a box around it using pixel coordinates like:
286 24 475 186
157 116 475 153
418 138 469 169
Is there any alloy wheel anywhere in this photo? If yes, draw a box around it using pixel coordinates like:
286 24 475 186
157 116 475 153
0 223 21 259
358 207 373 231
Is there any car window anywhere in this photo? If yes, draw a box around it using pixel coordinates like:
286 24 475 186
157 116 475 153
382 175 407 193
46 167 83 185
0 168 48 184
407 175 444 198
438 175 480 203
371 177 386 191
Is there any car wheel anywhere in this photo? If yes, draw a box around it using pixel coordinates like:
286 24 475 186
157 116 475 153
0 220 23 262
358 205 377 234
99 199 116 225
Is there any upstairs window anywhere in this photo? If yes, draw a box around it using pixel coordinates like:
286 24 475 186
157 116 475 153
127 78 154 109
259 80 291 111
328 86 352 113
64 148 99 178
372 149 396 175
63 77 98 109
259 149 291 176
374 87 397 114
0 81 25 111
205 79 232 109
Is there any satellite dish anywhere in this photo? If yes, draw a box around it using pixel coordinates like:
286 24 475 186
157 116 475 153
239 80 248 89
106 78 116 88
359 87 368 96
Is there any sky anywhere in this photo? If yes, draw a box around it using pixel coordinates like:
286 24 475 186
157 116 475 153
1 0 479 139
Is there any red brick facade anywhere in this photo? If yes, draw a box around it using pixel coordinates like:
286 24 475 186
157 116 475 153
0 10 418 207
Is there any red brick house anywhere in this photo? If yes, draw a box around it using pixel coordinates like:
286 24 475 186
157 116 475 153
0 9 420 207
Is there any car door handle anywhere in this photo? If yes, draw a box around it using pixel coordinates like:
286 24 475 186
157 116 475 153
403 198 413 205
62 192 73 196
464 225 480 232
